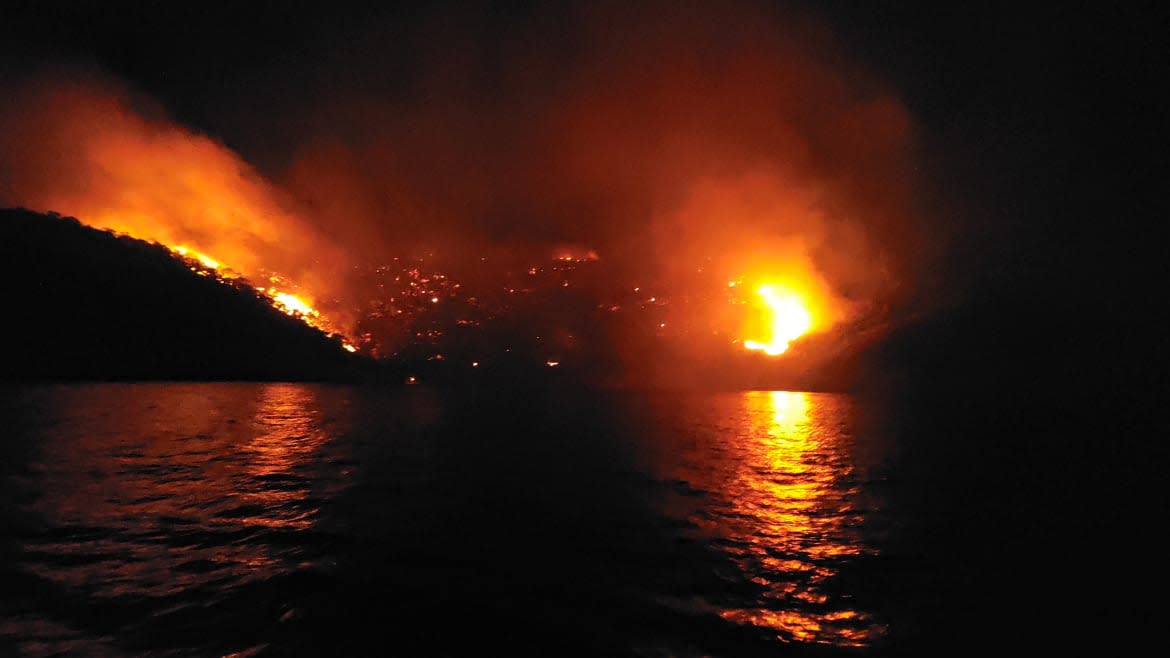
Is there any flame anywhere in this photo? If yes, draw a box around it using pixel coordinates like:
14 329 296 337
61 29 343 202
168 242 351 343
172 245 224 272
0 79 356 350
269 290 319 318
743 284 813 356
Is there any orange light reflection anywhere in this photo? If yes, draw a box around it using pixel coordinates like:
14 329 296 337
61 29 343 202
714 391 885 646
15 384 350 604
238 384 333 532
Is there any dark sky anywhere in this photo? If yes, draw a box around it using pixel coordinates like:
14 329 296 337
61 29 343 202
2 2 1152 214
0 2 1127 151
0 2 1145 147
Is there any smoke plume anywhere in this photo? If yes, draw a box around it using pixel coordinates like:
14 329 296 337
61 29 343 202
1 1 931 370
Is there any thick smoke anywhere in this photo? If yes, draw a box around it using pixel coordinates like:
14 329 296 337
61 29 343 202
1 1 930 371
265 2 925 331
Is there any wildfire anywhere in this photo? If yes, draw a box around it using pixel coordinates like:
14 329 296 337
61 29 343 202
0 79 358 353
172 245 224 272
169 244 352 348
743 284 813 356
269 290 318 318
163 241 354 352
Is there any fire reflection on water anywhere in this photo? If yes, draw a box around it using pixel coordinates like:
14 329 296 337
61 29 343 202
668 391 885 646
240 384 333 531
11 384 348 601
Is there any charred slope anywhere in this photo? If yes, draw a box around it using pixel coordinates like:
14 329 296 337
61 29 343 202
1 208 366 381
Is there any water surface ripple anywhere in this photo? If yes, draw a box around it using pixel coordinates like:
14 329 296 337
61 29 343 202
0 383 891 655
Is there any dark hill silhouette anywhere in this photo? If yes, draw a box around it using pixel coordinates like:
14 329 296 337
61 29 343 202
1 208 368 381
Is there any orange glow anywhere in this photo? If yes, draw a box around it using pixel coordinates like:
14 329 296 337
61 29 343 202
269 291 318 318
170 243 350 342
743 284 813 356
715 391 884 646
242 384 333 530
172 245 223 272
13 384 354 603
642 391 886 646
169 243 350 340
551 245 600 262
0 80 354 346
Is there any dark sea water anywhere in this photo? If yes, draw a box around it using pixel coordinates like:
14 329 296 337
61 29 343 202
1 382 1155 655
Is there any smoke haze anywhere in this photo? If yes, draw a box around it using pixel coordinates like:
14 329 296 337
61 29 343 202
1 1 934 370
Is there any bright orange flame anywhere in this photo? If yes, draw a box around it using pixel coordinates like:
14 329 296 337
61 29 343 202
172 245 223 272
269 291 319 318
743 284 812 356
168 244 352 347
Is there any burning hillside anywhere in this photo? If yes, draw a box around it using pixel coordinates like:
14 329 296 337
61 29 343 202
0 208 364 381
0 2 931 387
0 76 355 344
332 247 873 389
